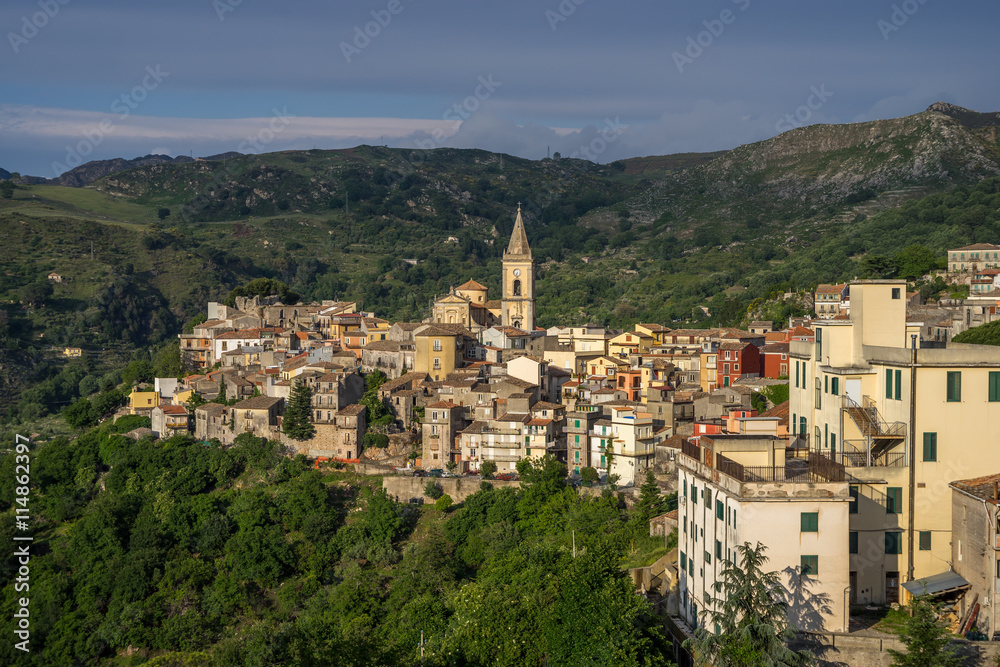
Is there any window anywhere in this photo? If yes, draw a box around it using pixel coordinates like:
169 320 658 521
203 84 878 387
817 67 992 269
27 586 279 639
895 369 901 400
824 376 828 393
849 531 858 554
947 371 962 402
885 531 903 554
680 552 687 570
815 328 822 361
574 419 580 428
715 539 722 560
886 487 902 514
716 499 724 520
990 372 1000 402
919 531 932 551
849 486 858 514
831 377 839 396
704 550 711 565
800 512 819 532
433 339 442 351
801 555 818 575
705 490 711 505
795 361 800 388
692 486 698 504
923 433 937 462
892 287 901 299
433 358 441 370
885 369 893 399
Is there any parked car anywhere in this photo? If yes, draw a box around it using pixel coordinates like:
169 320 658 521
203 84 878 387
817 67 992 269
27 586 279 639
428 468 444 478
412 470 428 477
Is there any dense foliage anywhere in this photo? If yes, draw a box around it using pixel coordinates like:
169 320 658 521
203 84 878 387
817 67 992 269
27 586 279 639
1 430 675 666
952 319 1000 346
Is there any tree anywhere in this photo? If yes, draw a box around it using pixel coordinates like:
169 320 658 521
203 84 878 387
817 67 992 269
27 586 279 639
434 494 453 511
63 398 97 429
887 596 963 667
424 481 444 500
636 471 666 521
214 376 227 404
580 466 600 485
480 460 497 479
157 208 171 220
282 379 315 441
685 542 813 667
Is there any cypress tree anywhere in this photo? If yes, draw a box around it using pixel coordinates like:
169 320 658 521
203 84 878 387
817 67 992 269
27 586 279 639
283 379 315 440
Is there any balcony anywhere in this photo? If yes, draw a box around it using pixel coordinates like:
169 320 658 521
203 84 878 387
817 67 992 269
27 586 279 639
836 442 906 468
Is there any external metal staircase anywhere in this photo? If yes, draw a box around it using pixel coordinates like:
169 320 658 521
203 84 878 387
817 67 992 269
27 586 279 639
842 395 906 464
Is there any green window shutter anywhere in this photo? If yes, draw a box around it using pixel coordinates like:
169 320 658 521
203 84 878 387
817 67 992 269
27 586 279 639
990 372 1000 402
792 413 797 434
824 376 828 394
923 433 937 462
715 539 722 560
680 552 687 570
796 361 800 388
885 531 902 554
801 555 818 575
716 499 724 520
947 371 962 402
886 369 892 399
886 487 902 514
894 370 901 400
705 490 712 506
919 531 932 551
705 550 711 565
800 512 818 532
574 419 580 428
849 486 858 514
849 531 858 554
832 377 839 396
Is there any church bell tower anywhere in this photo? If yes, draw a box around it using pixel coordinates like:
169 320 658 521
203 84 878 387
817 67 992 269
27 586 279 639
501 204 535 331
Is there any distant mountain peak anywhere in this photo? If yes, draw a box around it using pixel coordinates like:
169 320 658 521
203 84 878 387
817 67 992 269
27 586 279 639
927 101 973 115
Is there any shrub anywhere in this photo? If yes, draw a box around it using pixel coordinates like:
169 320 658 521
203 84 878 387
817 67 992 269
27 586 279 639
424 481 444 500
434 494 453 511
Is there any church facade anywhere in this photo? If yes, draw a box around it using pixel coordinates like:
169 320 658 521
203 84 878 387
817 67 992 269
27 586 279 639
431 205 536 333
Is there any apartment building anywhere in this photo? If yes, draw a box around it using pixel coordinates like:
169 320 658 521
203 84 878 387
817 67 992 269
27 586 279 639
677 435 851 633
790 279 1000 605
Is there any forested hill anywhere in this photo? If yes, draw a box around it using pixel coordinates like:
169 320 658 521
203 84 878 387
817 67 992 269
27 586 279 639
3 103 1000 425
0 424 676 665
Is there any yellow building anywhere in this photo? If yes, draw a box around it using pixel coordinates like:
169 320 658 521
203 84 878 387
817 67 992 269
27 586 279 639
608 331 654 357
586 355 627 379
414 326 461 382
128 388 161 415
790 279 1000 606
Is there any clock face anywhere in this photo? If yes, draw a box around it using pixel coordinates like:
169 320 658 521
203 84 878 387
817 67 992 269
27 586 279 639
513 269 521 277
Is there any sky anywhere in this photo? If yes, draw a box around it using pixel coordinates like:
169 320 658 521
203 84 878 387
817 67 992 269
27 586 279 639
1 0 998 177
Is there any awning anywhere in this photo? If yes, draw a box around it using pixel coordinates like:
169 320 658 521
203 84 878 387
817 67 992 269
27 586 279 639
902 571 971 597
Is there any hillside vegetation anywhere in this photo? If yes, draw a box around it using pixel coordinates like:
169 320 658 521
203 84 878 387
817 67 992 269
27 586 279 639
0 426 674 666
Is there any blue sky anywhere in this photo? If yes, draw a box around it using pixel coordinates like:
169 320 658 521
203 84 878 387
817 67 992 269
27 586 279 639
1 0 998 177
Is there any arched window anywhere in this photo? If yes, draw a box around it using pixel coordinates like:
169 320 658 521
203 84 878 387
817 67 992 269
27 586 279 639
513 279 521 296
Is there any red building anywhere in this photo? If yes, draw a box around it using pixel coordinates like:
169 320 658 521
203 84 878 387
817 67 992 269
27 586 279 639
717 341 760 388
760 341 790 379
615 367 643 402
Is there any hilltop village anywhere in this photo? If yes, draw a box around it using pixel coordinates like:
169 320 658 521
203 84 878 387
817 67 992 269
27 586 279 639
122 208 1000 646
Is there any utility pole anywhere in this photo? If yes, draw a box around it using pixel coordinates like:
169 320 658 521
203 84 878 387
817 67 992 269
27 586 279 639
418 630 425 665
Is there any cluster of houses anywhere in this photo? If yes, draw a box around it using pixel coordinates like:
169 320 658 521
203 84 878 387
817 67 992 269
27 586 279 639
121 216 1000 643
132 209 803 484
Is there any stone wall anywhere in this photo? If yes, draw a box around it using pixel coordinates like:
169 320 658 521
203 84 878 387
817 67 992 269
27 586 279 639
792 633 1000 667
382 476 521 503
